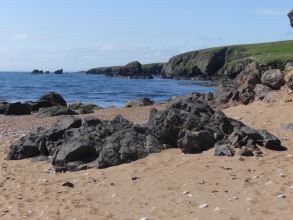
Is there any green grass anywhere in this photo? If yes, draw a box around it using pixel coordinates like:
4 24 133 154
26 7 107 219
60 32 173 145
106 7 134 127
224 40 293 69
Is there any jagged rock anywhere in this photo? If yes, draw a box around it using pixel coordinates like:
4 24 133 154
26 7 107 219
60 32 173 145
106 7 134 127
5 102 31 115
233 62 260 89
69 102 98 114
261 69 284 90
177 130 215 154
214 144 234 156
125 98 154 108
253 84 272 100
38 106 78 117
257 129 283 150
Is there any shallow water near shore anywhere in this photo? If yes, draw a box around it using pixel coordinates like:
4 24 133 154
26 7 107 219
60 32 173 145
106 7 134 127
0 72 214 107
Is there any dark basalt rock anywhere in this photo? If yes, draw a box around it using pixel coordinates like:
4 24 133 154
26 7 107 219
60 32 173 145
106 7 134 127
214 144 234 157
7 95 284 172
38 92 67 107
5 102 31 115
31 69 43 74
54 69 63 74
38 106 78 117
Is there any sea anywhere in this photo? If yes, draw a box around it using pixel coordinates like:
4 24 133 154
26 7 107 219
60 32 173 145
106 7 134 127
0 72 214 107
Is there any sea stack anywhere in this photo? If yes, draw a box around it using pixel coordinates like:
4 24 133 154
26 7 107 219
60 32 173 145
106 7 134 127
54 69 63 74
289 10 293 27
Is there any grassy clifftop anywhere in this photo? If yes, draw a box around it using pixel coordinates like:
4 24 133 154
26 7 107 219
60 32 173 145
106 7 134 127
162 40 293 78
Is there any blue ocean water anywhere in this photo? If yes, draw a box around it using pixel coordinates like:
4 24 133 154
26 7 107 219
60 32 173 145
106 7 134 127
0 72 214 107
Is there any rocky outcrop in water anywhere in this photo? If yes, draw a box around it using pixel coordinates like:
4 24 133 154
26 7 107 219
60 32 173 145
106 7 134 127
54 69 63 74
7 96 284 172
31 69 43 74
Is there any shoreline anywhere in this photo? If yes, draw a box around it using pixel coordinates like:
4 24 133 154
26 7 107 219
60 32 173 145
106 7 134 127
0 89 292 219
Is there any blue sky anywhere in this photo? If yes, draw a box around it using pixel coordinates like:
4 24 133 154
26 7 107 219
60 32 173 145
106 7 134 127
0 0 292 71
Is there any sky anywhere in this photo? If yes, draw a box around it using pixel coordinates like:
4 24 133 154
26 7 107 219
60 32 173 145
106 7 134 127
0 0 292 71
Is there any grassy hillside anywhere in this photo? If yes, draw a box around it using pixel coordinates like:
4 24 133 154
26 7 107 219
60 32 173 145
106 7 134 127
224 40 293 70
162 40 293 78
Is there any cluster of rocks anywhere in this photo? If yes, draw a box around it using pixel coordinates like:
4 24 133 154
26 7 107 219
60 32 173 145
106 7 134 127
7 95 284 172
0 92 99 116
31 69 63 74
197 62 293 110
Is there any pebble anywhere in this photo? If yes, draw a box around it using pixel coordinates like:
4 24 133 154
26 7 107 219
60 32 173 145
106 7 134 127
280 174 286 177
265 181 272 186
253 175 259 179
140 218 149 220
229 197 239 201
183 191 190 195
290 185 293 190
277 194 286 199
62 181 74 188
246 197 253 201
214 207 220 212
198 203 208 209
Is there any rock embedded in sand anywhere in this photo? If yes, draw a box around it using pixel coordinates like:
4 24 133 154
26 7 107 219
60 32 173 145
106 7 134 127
198 203 208 209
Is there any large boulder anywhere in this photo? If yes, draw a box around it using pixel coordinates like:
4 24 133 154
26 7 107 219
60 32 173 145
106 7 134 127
125 98 154 108
261 69 284 89
38 92 67 107
38 106 78 117
5 102 31 115
288 10 293 27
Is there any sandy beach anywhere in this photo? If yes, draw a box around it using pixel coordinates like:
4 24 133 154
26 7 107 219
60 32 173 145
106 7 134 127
0 90 292 220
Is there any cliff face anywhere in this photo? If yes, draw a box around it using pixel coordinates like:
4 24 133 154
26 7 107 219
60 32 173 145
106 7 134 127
288 10 293 27
161 47 228 79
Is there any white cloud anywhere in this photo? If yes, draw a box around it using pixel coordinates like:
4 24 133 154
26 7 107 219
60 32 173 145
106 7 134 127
12 33 28 40
256 9 287 16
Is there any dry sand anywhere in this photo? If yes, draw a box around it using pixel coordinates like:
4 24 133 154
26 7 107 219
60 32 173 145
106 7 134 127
0 92 292 220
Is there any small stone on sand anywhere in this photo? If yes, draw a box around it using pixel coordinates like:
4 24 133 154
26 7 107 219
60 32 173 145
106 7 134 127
198 203 208 209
